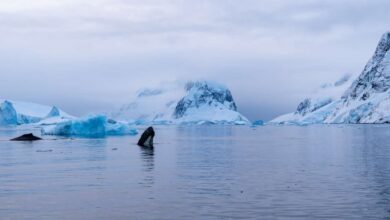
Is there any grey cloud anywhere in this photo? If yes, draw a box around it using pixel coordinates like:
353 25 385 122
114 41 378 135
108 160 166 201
0 0 389 120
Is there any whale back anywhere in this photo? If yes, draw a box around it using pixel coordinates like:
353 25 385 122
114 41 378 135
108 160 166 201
11 133 42 141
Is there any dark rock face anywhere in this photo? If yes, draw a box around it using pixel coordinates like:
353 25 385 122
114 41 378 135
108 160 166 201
137 89 163 97
296 99 311 116
334 74 351 87
174 81 238 119
295 98 332 116
11 133 42 141
343 32 390 101
137 127 155 148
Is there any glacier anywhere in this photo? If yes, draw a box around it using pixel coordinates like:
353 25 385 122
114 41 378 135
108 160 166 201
0 99 73 126
271 32 390 125
112 80 250 125
42 115 138 138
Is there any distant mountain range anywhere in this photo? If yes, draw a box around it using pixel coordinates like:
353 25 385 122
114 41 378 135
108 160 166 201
4 32 390 127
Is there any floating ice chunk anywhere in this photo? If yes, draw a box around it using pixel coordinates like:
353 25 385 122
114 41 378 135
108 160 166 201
252 120 264 126
42 115 138 137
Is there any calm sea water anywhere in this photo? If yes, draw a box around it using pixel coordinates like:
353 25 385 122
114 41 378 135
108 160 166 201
1 125 390 220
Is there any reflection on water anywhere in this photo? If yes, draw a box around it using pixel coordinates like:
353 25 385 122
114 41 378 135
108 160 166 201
139 147 155 188
354 126 390 215
176 128 235 198
140 147 155 171
1 125 390 219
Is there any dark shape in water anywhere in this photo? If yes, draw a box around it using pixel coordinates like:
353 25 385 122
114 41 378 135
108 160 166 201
137 127 155 148
10 133 42 141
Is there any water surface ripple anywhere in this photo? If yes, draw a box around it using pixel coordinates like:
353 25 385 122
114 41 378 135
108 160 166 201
1 125 390 219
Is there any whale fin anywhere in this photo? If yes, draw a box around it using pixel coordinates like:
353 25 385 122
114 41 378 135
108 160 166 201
138 127 155 148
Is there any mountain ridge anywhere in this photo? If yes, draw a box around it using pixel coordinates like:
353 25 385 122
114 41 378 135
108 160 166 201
271 31 390 124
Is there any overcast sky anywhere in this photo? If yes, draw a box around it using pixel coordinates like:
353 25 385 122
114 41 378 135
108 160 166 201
0 0 389 120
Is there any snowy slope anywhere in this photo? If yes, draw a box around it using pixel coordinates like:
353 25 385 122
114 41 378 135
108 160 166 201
112 81 250 125
111 82 185 124
271 32 390 124
0 99 73 126
270 74 355 125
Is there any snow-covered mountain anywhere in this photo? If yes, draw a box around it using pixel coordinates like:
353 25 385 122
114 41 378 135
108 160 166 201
112 81 250 125
271 32 390 124
270 74 355 125
0 99 72 126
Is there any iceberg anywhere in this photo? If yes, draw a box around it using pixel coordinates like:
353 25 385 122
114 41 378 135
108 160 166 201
0 99 73 126
17 114 42 124
0 101 18 126
42 115 138 137
252 120 264 126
